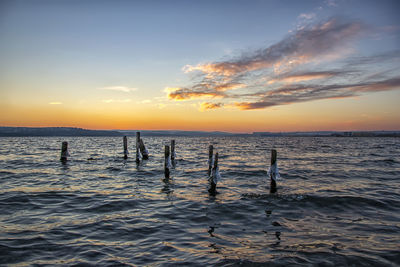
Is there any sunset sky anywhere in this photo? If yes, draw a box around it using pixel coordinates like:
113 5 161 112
1 0 399 132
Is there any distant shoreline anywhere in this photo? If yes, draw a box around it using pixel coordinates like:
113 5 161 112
0 127 399 137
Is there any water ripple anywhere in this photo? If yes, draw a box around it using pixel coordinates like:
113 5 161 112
0 136 399 265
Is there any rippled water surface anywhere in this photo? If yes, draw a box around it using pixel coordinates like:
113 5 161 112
0 137 399 266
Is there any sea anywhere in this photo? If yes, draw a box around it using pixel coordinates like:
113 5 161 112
0 136 399 266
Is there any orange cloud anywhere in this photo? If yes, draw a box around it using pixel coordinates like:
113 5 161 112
183 18 366 79
234 102 254 110
274 72 337 84
165 87 224 100
184 61 272 78
350 77 400 92
233 77 400 110
214 83 244 91
167 18 400 112
199 102 224 111
165 83 241 101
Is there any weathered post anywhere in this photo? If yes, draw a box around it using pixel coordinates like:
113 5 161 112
164 145 170 178
171 140 176 161
60 141 69 161
208 152 219 195
270 149 278 193
136 132 141 163
123 136 128 159
208 145 214 176
139 138 149 160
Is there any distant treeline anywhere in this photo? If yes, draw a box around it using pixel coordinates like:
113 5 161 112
0 127 122 137
330 132 400 137
253 131 400 137
0 127 399 137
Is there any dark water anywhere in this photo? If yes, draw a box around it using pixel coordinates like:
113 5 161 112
0 137 399 266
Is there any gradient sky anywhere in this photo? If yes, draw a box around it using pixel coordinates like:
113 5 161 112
1 0 399 132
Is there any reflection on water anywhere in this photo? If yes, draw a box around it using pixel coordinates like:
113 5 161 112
0 136 399 265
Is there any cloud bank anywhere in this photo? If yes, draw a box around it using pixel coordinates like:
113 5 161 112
166 17 400 110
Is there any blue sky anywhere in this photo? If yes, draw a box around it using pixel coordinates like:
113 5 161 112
1 0 399 131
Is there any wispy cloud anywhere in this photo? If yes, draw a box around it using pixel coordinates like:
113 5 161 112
165 87 226 100
102 99 132 103
199 102 224 111
267 71 344 84
99 86 137 93
166 17 400 110
298 13 316 21
165 83 243 100
235 77 400 110
183 18 366 77
325 0 337 7
49 102 62 105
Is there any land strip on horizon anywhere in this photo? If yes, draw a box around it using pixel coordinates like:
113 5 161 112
0 127 399 137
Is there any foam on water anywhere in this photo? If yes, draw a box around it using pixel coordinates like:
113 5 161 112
0 136 399 265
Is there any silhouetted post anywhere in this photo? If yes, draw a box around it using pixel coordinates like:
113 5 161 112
164 145 170 178
208 145 214 176
123 136 128 159
136 132 141 163
60 141 69 161
171 140 176 161
139 138 149 160
270 149 277 193
208 152 218 195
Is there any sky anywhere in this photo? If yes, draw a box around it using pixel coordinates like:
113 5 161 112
1 0 399 132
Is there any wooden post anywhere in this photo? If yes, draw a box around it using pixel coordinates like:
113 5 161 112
270 149 277 193
164 145 170 178
139 138 149 160
208 145 213 176
136 132 140 163
213 152 219 173
171 140 175 161
60 141 68 161
123 136 128 159
209 152 218 195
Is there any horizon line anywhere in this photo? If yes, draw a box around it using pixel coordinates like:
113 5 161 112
1 125 399 134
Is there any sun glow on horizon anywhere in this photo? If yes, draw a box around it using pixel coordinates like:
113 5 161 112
1 88 399 132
